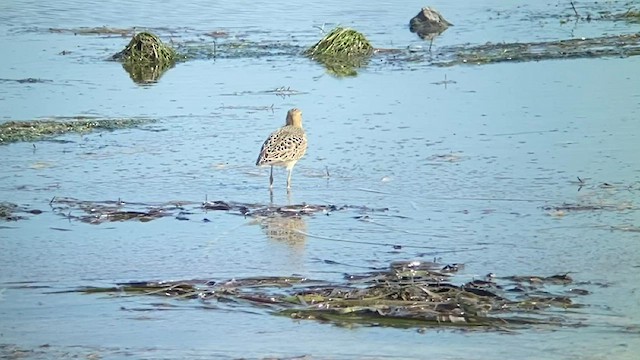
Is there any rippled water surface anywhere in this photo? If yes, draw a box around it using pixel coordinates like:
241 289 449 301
1 1 640 359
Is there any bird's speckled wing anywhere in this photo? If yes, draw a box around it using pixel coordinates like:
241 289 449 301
256 126 307 166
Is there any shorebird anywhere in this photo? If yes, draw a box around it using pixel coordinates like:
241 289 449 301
256 108 308 189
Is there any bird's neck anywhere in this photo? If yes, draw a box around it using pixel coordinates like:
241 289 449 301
287 117 303 128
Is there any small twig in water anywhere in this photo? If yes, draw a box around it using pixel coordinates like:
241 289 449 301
570 1 579 17
577 176 584 191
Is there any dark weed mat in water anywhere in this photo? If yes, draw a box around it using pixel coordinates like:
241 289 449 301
49 196 387 225
0 117 152 144
56 260 592 330
432 33 640 67
0 77 53 84
0 202 43 222
542 202 634 212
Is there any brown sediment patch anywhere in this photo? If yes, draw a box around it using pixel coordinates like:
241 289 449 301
57 260 592 330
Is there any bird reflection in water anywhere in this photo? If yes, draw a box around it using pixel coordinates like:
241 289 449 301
258 213 307 249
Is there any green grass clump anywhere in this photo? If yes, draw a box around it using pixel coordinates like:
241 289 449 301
304 27 373 76
305 27 373 59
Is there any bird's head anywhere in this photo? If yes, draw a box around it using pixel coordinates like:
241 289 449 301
286 108 303 127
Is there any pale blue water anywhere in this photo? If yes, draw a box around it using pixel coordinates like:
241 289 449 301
1 1 639 359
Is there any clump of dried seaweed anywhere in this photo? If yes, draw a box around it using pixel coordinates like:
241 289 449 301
59 260 591 330
111 32 177 84
112 32 176 65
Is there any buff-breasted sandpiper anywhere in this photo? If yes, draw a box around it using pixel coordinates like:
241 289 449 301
256 108 308 189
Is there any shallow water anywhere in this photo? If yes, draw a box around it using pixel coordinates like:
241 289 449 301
1 1 640 359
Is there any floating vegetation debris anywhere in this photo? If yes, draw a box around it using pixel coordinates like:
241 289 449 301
617 9 640 23
111 32 177 84
49 26 133 36
542 202 633 213
0 202 43 221
221 86 306 97
427 152 464 163
0 78 52 84
176 39 304 61
435 33 640 66
305 27 374 77
565 4 640 24
0 117 152 144
607 224 640 233
49 196 386 225
218 104 275 111
59 260 592 330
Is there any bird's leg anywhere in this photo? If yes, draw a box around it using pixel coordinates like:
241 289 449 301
269 166 274 188
286 168 292 189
